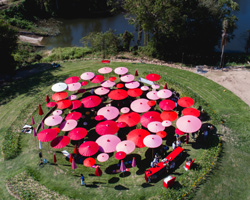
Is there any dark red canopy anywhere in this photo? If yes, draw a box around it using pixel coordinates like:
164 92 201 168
50 136 70 148
37 129 57 142
69 100 82 110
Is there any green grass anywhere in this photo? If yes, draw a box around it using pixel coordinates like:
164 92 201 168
0 60 249 199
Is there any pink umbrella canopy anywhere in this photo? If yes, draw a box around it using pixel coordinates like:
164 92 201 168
120 107 130 114
91 75 105 83
178 97 195 107
146 91 160 100
108 89 128 100
67 82 81 91
120 160 126 172
65 112 82 121
95 120 119 135
162 120 172 127
159 99 176 111
120 74 135 82
80 72 95 80
182 108 200 117
81 95 101 108
141 86 149 91
130 98 151 113
52 91 68 101
46 102 57 108
51 136 70 148
176 115 202 133
147 121 165 133
146 73 161 81
125 81 140 89
115 151 126 160
51 82 67 92
56 99 72 109
160 111 178 121
114 67 128 75
97 106 119 120
98 67 112 74
65 76 79 84
60 120 78 131
97 153 109 162
69 100 82 110
37 129 58 142
68 127 88 140
79 141 99 157
151 84 160 90
143 134 162 148
83 157 96 167
118 112 141 127
127 129 150 148
116 140 135 154
101 80 116 88
140 111 162 128
94 87 110 96
175 128 185 135
157 89 172 99
127 88 143 97
44 115 63 126
53 110 63 115
96 134 121 153
68 94 77 100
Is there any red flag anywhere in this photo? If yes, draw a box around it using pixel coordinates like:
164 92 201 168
135 70 138 77
164 82 168 89
69 153 73 163
38 104 44 115
53 153 57 164
74 144 79 155
95 166 103 176
46 94 50 103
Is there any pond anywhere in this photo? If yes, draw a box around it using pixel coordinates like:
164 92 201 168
41 1 250 53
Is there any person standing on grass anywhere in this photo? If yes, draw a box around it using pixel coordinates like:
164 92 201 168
80 174 86 186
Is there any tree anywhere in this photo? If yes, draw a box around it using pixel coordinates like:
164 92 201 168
0 20 18 75
123 0 239 61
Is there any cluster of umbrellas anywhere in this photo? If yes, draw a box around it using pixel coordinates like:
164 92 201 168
34 64 202 174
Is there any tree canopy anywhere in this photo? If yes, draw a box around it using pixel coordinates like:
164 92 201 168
123 0 239 60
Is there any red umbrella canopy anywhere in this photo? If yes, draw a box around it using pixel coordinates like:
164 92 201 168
50 136 70 148
81 95 101 108
95 166 103 176
160 111 178 121
116 83 124 88
81 81 88 86
95 115 105 121
176 115 202 133
182 108 200 117
65 112 82 121
146 73 161 81
115 151 126 160
159 99 176 111
127 129 150 148
83 157 96 167
65 76 79 84
69 100 82 110
147 100 156 107
109 77 117 82
178 97 195 107
52 92 68 101
79 141 99 157
101 60 110 63
56 99 72 109
156 131 167 138
108 89 128 100
91 75 105 83
140 111 162 128
51 127 60 134
46 102 57 108
68 127 88 140
95 120 119 135
175 128 185 135
127 88 143 97
118 112 140 127
37 129 57 142
117 122 127 128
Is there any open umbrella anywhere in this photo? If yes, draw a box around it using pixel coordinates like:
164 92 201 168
97 153 109 162
101 80 116 88
94 87 110 96
51 82 67 92
115 151 126 160
162 120 172 127
97 106 119 120
95 115 104 121
125 81 140 89
141 86 149 91
60 120 77 131
65 112 82 121
67 82 81 92
147 100 156 107
146 91 160 100
68 127 87 140
114 67 128 75
95 166 103 176
159 99 176 111
44 115 63 126
101 60 110 64
98 67 112 74
68 95 77 100
95 120 119 135
146 73 161 81
74 144 79 154
175 128 185 135
83 157 95 167
116 140 135 154
143 134 162 148
81 81 88 86
178 97 194 107
151 84 160 90
120 74 135 82
56 99 71 109
38 104 44 116
69 100 82 110
147 121 165 133
182 108 200 117
81 95 101 108
91 75 105 83
160 111 178 121
79 141 99 157
120 107 130 114
176 115 202 133
53 110 62 116
127 88 143 97
108 89 128 100
80 72 95 80
127 129 150 148
118 112 140 127
52 92 68 101
130 98 151 113
157 89 172 99
116 83 124 89
96 134 121 153
37 129 57 142
46 102 57 108
109 77 117 82
117 122 127 128
51 127 60 134
51 136 70 148
65 76 79 84
140 111 162 128
156 131 167 138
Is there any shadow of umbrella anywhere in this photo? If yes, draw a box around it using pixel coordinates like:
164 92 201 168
114 184 129 190
108 177 120 184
